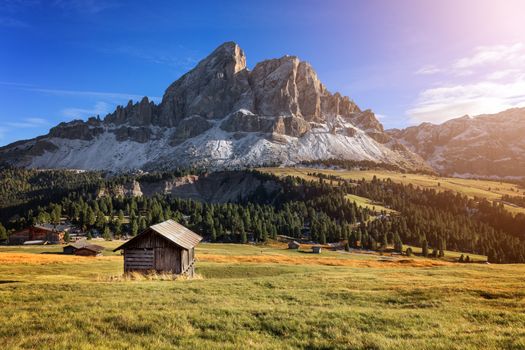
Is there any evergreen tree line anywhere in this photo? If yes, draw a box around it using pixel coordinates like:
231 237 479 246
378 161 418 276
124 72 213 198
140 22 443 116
345 176 525 263
2 167 525 262
501 194 525 208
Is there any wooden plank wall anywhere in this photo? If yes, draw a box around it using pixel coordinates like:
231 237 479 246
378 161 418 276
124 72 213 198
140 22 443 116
154 246 182 274
122 230 192 275
124 230 173 249
124 249 154 271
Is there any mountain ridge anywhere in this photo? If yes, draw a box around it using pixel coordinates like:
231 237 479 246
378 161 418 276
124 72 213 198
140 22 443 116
0 42 429 172
388 107 525 178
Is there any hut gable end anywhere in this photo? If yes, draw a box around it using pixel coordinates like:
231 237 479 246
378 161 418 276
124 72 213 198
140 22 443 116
121 229 175 249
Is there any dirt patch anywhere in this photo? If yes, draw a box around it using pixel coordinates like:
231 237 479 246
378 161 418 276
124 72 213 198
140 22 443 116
198 254 450 268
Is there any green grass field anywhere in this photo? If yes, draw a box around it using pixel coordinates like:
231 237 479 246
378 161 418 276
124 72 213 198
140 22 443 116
260 167 525 215
0 243 523 349
345 194 397 214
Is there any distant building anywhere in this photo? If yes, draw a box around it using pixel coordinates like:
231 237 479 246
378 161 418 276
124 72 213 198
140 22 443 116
113 220 202 276
9 224 71 245
312 245 322 254
63 240 90 254
288 241 300 249
74 244 105 257
23 240 46 245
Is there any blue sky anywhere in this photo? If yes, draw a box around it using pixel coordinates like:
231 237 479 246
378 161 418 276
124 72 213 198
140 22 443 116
1 0 525 146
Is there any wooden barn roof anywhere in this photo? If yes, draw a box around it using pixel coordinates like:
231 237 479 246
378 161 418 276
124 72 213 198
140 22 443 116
114 220 202 251
65 240 90 249
77 244 104 253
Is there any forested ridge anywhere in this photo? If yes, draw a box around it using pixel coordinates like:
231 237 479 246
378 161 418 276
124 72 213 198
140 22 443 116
1 167 524 262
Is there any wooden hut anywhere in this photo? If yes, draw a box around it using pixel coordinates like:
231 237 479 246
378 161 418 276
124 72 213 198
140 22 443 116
312 245 322 254
63 240 88 254
113 220 202 276
74 244 104 257
288 241 300 249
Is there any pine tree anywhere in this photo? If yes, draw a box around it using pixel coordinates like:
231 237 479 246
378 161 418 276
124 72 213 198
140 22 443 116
118 209 124 223
210 226 217 242
320 231 326 245
438 238 445 258
86 207 96 228
130 218 138 236
113 218 122 237
95 211 106 231
139 217 147 231
421 239 429 257
393 234 403 253
103 226 111 241
51 205 61 225
0 223 7 241
381 233 388 249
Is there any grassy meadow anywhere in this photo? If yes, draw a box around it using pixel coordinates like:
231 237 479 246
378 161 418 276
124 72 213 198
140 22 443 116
1 242 524 349
259 167 525 215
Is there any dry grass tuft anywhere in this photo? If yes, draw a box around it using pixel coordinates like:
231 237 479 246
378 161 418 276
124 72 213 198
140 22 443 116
99 271 204 282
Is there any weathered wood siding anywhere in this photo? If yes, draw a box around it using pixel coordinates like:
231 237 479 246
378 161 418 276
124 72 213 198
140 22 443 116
154 246 182 274
122 229 187 274
124 230 173 249
75 248 100 257
124 248 154 271
63 246 76 255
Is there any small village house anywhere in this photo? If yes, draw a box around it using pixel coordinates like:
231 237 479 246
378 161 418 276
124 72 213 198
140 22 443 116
23 240 47 245
113 220 202 276
74 244 104 257
288 241 300 249
63 240 93 254
9 224 71 245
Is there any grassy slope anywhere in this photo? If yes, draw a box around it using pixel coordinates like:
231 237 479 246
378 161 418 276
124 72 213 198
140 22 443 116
0 244 523 350
259 167 525 215
345 194 397 214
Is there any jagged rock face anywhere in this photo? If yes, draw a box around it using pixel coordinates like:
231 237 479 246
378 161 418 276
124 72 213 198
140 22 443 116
273 116 311 138
97 172 281 203
0 41 430 173
112 126 154 143
220 110 275 133
105 97 159 126
170 116 213 146
250 57 323 120
350 109 384 133
388 108 525 178
160 42 253 124
48 121 104 141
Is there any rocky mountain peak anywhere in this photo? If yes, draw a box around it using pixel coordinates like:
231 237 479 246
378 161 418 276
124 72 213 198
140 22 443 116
0 41 430 173
159 41 252 123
